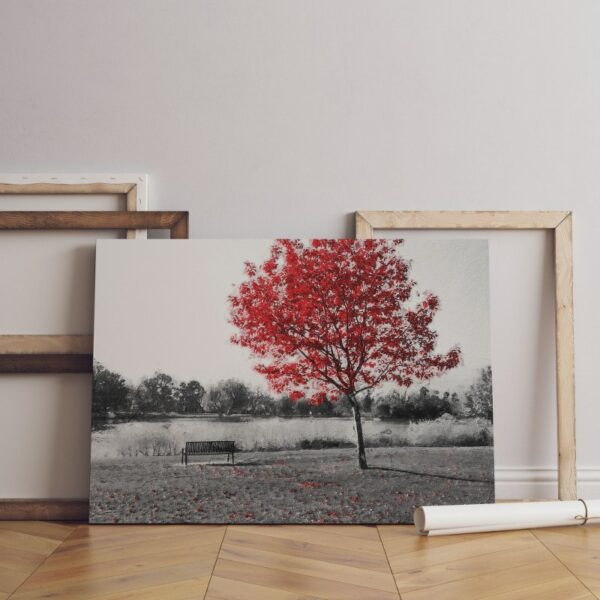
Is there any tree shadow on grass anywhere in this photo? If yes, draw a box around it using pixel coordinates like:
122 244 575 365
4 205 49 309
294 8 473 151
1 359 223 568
366 465 493 484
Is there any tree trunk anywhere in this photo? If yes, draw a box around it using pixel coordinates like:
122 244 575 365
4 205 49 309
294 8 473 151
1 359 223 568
351 400 368 470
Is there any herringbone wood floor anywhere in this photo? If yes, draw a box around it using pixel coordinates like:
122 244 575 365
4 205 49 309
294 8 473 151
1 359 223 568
0 521 598 599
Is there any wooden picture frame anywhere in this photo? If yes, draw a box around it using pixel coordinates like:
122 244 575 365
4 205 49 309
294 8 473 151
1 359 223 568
0 210 189 374
0 174 150 375
355 210 576 501
0 184 189 520
0 173 149 239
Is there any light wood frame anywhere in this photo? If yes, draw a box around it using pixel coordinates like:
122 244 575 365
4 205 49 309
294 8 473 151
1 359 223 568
0 181 188 520
0 173 149 239
0 172 152 374
0 210 189 374
355 211 576 501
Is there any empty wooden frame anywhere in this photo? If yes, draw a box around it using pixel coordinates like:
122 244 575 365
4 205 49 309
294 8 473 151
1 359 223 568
0 174 149 372
0 183 188 520
0 173 149 238
0 210 189 374
355 211 576 501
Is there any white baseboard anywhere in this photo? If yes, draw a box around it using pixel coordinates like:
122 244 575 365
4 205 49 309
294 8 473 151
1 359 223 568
495 467 600 499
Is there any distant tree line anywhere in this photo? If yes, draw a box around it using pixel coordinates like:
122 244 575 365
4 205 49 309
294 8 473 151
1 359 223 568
93 362 492 425
370 368 493 422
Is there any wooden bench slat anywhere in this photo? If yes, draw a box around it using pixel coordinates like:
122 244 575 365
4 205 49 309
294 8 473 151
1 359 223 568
186 441 234 452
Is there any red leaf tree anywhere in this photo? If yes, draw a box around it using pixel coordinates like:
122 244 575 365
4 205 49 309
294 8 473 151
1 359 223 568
229 239 461 469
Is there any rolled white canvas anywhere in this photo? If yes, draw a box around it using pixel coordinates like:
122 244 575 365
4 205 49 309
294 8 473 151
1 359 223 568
414 499 600 536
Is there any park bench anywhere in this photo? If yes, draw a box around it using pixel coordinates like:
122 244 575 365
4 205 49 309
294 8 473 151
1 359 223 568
181 441 236 465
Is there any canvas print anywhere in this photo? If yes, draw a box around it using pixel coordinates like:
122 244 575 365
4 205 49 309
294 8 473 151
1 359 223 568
90 239 494 523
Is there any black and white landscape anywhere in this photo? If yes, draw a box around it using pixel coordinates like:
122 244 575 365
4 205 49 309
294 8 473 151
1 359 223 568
90 239 495 524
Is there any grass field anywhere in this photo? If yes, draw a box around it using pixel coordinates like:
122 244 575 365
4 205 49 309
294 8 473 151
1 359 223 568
90 446 494 524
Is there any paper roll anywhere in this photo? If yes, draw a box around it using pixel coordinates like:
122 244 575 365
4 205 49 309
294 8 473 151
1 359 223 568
414 499 600 536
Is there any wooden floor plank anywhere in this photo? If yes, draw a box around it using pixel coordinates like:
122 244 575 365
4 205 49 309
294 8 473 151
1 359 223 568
0 521 74 541
401 559 588 600
0 529 62 556
232 525 386 555
92 577 211 600
206 575 323 600
225 526 391 572
0 521 76 597
38 528 225 572
12 560 215 600
388 530 536 573
533 525 600 551
219 540 397 592
483 576 594 600
283 524 382 541
16 545 223 589
0 564 30 595
533 526 600 597
0 545 48 573
55 524 221 554
211 558 399 600
395 543 553 593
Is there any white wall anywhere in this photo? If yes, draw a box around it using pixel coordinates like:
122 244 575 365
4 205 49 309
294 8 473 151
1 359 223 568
0 0 598 499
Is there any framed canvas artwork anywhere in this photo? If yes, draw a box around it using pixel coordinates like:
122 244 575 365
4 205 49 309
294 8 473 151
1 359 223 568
90 239 495 523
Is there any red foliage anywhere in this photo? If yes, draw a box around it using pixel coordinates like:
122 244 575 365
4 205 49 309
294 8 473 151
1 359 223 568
229 239 460 403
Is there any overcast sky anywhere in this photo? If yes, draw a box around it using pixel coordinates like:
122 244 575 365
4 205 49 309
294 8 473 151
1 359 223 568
94 238 490 394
